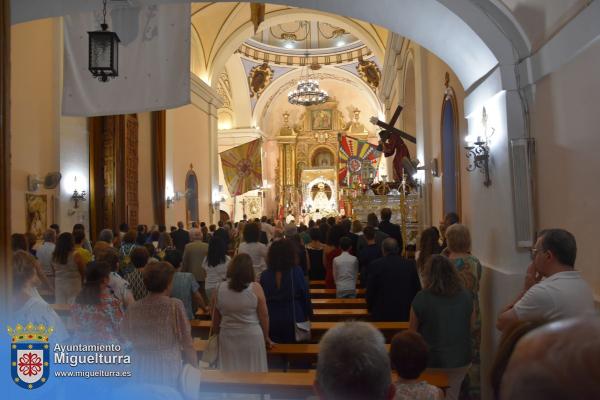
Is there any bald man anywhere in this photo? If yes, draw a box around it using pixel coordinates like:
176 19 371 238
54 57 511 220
501 317 600 400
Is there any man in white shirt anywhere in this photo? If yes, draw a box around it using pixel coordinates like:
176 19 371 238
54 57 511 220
333 237 359 298
496 229 595 332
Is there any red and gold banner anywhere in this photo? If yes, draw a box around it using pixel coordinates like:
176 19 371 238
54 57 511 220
220 139 263 196
338 135 381 185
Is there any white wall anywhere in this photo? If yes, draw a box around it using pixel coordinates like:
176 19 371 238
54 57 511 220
165 76 223 228
532 37 600 296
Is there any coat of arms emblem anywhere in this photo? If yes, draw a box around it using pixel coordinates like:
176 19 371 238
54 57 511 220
7 323 53 390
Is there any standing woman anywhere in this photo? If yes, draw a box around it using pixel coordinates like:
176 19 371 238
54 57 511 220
213 253 272 372
416 227 442 286
202 236 231 301
122 262 197 387
323 224 346 289
409 255 474 400
71 261 123 343
445 223 482 399
260 239 311 343
306 228 326 281
53 232 85 304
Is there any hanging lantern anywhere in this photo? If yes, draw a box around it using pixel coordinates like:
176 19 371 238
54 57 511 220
88 0 120 82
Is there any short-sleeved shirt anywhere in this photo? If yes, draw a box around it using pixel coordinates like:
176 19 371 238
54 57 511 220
513 270 594 323
412 289 473 368
171 272 200 319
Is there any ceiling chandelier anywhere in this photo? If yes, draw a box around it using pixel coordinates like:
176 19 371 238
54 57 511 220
288 54 328 106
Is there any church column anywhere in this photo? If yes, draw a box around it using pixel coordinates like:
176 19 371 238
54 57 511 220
0 0 11 314
188 75 223 225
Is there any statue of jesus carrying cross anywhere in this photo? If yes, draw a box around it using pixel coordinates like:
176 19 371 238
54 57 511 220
370 106 417 182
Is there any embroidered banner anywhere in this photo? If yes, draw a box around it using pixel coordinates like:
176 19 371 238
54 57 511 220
338 135 381 185
220 139 263 196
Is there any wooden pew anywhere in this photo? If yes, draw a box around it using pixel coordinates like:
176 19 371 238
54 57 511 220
199 369 448 398
309 288 365 298
310 280 360 288
191 320 408 341
311 298 366 309
311 308 369 321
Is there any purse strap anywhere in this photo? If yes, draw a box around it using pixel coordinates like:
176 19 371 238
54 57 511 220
207 282 220 337
290 269 297 324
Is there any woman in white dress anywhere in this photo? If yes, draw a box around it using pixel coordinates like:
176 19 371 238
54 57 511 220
237 222 268 280
212 253 272 372
202 236 231 301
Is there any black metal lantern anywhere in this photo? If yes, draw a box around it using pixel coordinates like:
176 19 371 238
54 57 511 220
88 0 120 82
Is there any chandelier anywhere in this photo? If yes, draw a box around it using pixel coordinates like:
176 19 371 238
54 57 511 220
288 53 328 106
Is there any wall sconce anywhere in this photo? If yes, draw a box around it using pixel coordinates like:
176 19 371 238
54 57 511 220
71 176 87 208
465 107 494 187
166 191 185 208
71 189 87 209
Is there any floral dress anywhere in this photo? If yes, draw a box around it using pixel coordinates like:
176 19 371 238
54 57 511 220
451 255 482 400
71 288 123 343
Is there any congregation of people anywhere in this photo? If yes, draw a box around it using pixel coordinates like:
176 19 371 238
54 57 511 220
9 208 600 399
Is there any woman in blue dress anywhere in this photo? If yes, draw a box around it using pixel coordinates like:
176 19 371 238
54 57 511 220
260 239 312 343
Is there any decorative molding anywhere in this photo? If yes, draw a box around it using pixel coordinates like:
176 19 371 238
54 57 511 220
191 74 224 110
216 70 232 110
238 41 372 67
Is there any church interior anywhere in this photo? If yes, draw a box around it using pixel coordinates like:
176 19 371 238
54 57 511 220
3 1 600 399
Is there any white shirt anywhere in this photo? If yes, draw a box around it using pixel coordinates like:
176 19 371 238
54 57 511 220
261 222 274 242
109 272 132 309
202 255 231 290
238 242 268 279
36 241 56 276
286 214 295 224
514 270 595 322
333 251 359 293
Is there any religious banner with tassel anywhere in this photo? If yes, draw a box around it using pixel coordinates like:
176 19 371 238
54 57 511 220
338 135 381 186
220 139 263 196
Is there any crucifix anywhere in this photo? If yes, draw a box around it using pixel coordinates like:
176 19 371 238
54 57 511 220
370 106 416 182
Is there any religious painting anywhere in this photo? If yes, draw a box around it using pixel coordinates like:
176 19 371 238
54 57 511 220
26 194 47 240
248 63 274 98
357 60 381 90
311 148 334 168
311 109 332 130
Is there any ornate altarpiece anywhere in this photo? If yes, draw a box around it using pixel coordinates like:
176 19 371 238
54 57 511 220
274 100 370 217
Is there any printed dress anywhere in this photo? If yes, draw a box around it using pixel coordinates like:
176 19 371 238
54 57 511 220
451 255 482 400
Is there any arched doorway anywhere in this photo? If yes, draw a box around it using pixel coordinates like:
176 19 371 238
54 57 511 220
440 86 460 217
185 168 199 225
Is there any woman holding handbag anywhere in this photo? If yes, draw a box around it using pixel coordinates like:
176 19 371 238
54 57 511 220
121 262 197 387
213 254 272 372
260 239 312 343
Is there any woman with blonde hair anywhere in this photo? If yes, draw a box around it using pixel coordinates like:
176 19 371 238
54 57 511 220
212 253 272 372
445 223 482 399
409 255 473 400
